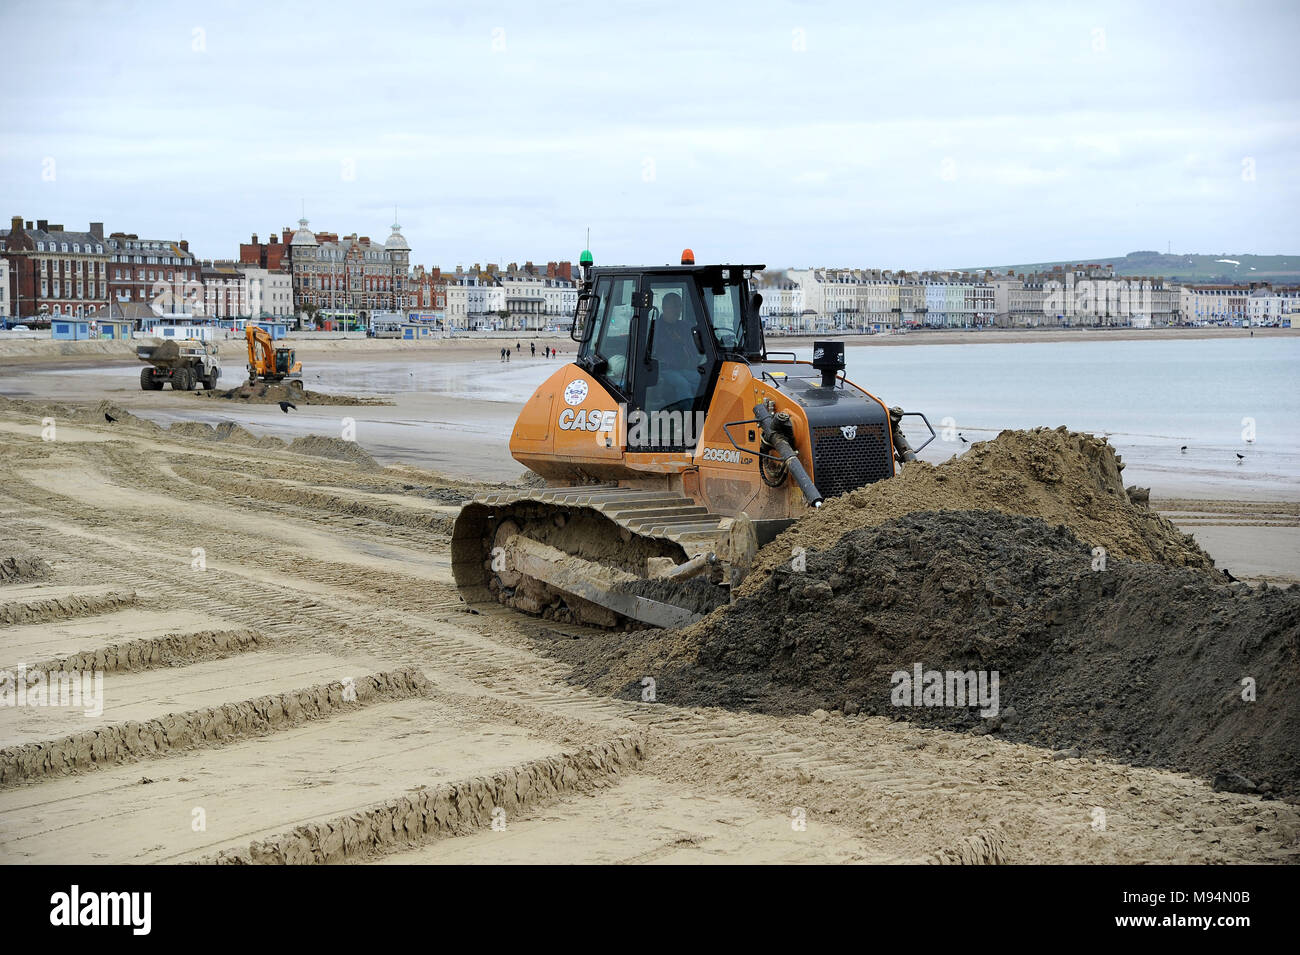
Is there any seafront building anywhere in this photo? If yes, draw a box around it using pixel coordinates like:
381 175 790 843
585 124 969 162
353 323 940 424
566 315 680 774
440 261 576 332
3 209 1295 332
0 218 110 319
753 264 1269 330
106 232 200 310
766 268 995 330
285 218 411 325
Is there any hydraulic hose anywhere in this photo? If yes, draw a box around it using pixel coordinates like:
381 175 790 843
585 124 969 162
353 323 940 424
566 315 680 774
754 403 823 508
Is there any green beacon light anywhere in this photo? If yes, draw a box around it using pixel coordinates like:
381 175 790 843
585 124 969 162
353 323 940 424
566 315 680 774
580 249 593 267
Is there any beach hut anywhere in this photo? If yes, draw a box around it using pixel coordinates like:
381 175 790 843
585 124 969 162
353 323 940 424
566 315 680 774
97 319 135 340
51 319 91 340
401 323 434 339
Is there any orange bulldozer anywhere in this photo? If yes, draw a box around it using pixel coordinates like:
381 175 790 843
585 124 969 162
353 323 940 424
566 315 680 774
452 249 933 629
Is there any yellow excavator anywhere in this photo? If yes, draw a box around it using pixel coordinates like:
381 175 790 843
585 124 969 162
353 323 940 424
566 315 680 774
245 325 303 388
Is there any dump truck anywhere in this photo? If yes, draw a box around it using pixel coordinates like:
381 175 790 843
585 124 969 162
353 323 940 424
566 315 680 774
452 249 933 629
137 339 222 391
245 325 302 388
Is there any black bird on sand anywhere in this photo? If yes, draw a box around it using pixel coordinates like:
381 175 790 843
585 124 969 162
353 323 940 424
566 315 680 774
278 401 296 414
104 412 117 423
958 433 969 444
1236 453 1245 463
1180 445 1187 453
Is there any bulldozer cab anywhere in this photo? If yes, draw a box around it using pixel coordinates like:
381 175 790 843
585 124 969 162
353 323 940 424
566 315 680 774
575 263 765 448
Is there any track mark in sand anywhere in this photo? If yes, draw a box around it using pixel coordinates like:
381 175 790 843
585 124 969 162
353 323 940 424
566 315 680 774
200 734 646 864
0 587 137 627
612 834 711 865
0 608 244 668
21 628 267 676
0 669 431 787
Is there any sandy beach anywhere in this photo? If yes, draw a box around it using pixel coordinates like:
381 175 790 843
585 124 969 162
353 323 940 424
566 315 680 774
0 382 1295 866
1 328 1297 866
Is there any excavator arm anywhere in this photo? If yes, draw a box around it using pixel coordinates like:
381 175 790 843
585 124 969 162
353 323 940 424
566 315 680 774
246 325 273 378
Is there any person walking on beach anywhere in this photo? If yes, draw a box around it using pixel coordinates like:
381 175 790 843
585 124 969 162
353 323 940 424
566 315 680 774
530 342 536 357
500 347 506 362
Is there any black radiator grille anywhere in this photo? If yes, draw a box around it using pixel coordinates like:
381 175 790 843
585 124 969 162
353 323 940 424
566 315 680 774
810 423 892 498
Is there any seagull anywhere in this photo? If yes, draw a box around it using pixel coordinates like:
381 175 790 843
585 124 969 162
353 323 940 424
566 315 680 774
104 412 117 423
1180 445 1187 453
278 401 296 414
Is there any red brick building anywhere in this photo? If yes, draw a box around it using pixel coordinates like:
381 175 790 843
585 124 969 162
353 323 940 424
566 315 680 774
106 233 199 311
1 216 110 320
287 218 412 318
408 265 447 312
238 229 292 272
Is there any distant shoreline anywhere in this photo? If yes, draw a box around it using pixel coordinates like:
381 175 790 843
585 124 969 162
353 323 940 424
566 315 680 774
0 323 1294 368
769 325 1298 347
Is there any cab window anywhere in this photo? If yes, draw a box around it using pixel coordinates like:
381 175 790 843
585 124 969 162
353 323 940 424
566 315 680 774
703 279 744 353
641 278 710 418
587 275 636 394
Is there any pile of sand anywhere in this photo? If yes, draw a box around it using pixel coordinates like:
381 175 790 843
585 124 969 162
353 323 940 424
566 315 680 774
535 429 1293 796
742 426 1214 595
548 510 1300 798
200 381 388 406
286 435 380 469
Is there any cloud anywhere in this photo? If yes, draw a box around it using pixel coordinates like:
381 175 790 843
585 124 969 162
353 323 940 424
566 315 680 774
1 0 1297 269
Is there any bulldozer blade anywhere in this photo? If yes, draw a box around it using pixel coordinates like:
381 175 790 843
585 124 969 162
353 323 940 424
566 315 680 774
504 535 702 629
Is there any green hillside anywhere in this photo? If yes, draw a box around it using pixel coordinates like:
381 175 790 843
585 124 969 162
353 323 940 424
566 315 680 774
960 251 1300 283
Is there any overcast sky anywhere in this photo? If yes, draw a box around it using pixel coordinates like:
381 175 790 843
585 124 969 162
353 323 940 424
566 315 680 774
2 0 1296 271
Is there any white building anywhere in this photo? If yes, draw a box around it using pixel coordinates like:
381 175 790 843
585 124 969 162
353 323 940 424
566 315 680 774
0 258 9 317
237 266 294 318
540 276 578 326
444 271 506 330
1247 286 1300 324
756 282 805 330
